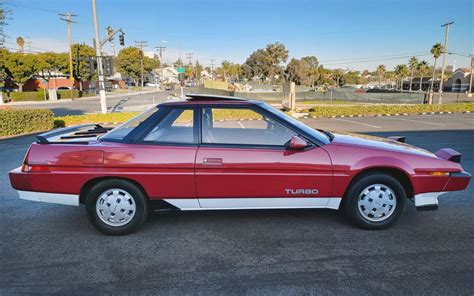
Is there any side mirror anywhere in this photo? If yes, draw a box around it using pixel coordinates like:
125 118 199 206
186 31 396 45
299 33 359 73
287 135 308 150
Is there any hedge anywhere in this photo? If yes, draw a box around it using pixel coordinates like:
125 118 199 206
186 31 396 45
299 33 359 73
2 90 92 102
54 112 140 128
309 103 474 118
0 109 54 136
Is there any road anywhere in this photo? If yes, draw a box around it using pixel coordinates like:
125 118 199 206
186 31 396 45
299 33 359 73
1 114 473 294
9 90 175 116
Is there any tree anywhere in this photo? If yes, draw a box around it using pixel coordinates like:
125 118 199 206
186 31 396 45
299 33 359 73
331 69 345 87
285 56 319 86
194 60 203 80
216 61 241 82
116 47 158 85
36 52 68 99
428 43 443 103
416 60 429 92
408 56 419 91
16 37 25 53
394 64 409 91
4 52 37 91
242 42 288 82
173 58 183 67
376 65 386 86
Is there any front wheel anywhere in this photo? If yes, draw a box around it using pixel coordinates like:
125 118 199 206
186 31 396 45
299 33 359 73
343 173 406 230
85 179 150 235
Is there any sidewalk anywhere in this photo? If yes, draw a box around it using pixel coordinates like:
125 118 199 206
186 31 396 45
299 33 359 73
3 89 165 106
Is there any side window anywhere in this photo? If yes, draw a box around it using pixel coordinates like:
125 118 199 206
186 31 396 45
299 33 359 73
143 108 195 144
202 107 296 146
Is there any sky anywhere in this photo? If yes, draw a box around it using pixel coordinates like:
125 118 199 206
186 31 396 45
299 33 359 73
3 0 473 71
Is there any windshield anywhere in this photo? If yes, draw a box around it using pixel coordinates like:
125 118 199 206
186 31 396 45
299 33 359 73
259 103 331 144
101 106 160 140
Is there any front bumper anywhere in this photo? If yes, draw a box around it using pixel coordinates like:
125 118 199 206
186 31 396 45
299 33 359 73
414 171 471 211
414 192 445 211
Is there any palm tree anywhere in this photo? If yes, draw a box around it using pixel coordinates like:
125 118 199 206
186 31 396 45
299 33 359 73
394 64 409 92
428 43 443 104
408 56 419 91
376 64 386 86
16 36 25 53
416 60 429 92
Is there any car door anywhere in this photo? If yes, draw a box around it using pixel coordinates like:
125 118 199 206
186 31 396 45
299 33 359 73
125 107 199 199
195 105 333 209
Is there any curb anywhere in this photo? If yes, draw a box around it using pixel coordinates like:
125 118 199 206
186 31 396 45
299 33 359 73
308 111 471 119
0 130 49 141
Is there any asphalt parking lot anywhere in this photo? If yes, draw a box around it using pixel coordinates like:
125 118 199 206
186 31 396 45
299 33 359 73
1 113 473 295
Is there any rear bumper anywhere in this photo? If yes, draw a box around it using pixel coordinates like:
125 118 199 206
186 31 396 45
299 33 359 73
17 190 79 206
10 166 79 206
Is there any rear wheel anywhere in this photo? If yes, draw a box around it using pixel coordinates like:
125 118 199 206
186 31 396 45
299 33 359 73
85 179 150 235
343 173 406 230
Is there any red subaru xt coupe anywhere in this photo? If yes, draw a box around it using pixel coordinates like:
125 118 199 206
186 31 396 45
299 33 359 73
9 94 471 235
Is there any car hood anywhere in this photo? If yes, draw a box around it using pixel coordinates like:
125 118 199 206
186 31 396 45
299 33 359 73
329 132 437 158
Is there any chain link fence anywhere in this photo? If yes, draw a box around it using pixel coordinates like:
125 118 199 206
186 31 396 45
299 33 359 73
189 86 473 105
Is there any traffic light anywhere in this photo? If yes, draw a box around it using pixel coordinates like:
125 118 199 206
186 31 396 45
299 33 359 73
119 34 125 46
178 73 185 82
103 56 114 76
88 57 96 75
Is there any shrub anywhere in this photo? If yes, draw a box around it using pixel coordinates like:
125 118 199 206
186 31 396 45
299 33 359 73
2 90 92 102
309 103 474 118
4 91 46 102
54 112 140 127
0 109 54 136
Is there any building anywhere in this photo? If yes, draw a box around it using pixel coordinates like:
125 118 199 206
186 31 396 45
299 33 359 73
159 67 179 84
444 68 473 93
402 77 440 92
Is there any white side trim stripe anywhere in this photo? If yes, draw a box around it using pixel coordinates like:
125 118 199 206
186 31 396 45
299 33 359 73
164 198 342 211
17 190 79 206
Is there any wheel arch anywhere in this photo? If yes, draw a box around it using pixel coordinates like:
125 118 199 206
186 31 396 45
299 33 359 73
343 167 414 201
79 176 149 204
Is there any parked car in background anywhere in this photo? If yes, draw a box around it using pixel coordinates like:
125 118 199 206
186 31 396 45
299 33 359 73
9 94 471 235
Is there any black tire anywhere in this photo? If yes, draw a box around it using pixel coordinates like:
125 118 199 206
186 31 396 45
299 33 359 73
343 172 406 230
85 179 150 235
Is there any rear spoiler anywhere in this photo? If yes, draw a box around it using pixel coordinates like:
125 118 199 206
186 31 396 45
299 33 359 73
387 136 406 143
36 124 113 144
435 148 462 164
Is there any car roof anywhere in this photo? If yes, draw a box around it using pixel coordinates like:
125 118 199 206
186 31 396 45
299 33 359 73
159 93 263 106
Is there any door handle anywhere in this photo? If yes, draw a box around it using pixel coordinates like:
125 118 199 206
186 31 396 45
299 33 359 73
203 158 223 166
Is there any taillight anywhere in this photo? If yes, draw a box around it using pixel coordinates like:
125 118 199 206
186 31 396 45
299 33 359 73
21 164 50 172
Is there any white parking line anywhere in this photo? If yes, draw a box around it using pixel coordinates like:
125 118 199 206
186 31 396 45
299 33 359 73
424 115 474 121
332 118 381 129
237 121 246 129
383 117 446 126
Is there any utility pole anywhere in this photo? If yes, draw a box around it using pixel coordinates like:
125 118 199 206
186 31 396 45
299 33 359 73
24 36 32 52
135 41 147 91
59 12 77 100
92 0 107 114
156 45 166 85
185 52 193 65
210 59 215 79
469 56 473 97
438 21 454 104
186 52 193 80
